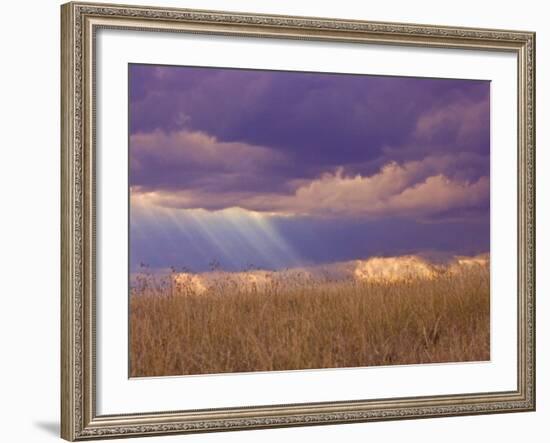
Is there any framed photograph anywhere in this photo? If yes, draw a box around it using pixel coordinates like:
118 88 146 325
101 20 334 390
61 1 536 440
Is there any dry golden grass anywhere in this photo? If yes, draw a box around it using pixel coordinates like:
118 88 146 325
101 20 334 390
130 266 489 377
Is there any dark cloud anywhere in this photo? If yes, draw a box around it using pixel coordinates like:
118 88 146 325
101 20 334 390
129 64 490 188
128 64 490 267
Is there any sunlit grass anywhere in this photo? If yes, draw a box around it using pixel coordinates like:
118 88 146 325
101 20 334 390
129 266 489 377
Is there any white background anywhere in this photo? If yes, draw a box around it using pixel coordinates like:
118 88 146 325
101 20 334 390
97 28 518 414
0 0 546 442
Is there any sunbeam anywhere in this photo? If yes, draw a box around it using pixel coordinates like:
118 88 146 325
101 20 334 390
130 195 303 272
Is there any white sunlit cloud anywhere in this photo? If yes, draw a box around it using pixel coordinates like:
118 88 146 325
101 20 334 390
132 156 489 220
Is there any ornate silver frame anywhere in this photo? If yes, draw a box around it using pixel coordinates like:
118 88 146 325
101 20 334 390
61 2 536 440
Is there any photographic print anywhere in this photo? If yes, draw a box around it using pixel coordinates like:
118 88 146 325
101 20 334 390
62 6 535 438
128 64 490 377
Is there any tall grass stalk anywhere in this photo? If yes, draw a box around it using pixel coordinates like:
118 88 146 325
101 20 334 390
130 267 489 377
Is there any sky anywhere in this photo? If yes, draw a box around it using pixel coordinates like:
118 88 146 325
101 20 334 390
129 64 490 272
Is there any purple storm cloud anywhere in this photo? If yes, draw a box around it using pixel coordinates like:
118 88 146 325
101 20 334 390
129 64 490 272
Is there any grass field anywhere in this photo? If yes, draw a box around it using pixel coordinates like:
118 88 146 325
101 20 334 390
129 264 489 377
